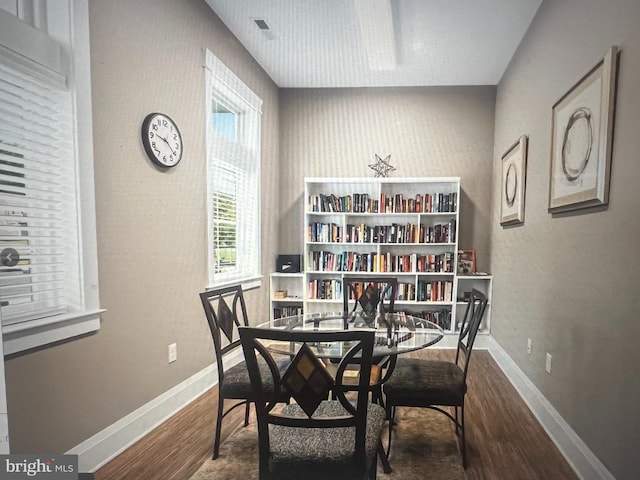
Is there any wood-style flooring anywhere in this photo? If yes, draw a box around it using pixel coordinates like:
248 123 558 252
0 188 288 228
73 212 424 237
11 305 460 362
93 349 579 480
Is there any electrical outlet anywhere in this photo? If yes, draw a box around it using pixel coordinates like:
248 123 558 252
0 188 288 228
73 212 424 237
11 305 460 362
545 353 552 374
168 343 177 363
527 338 532 355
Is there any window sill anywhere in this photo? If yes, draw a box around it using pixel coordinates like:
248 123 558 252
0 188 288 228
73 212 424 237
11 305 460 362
209 275 263 292
3 309 104 356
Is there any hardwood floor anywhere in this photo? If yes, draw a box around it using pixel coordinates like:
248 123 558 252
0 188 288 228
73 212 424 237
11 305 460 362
94 350 578 480
92 384 248 480
460 351 578 480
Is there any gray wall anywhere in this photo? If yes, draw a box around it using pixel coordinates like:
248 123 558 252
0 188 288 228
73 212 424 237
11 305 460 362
278 87 496 272
4 0 280 453
491 1 640 478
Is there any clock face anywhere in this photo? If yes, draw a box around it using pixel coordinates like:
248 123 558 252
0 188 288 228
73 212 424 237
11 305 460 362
141 113 183 168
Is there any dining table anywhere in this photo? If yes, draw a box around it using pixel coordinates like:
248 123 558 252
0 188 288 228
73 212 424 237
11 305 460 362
254 309 445 474
256 310 444 358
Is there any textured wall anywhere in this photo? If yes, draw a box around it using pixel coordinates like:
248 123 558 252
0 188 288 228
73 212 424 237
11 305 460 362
4 0 279 453
491 1 640 478
278 87 496 272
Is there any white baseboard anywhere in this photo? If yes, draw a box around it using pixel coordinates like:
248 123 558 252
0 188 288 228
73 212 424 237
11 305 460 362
67 349 243 473
486 336 614 480
436 332 493 349
67 337 612 479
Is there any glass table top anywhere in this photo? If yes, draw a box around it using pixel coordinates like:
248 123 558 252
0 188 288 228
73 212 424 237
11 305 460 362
255 311 444 359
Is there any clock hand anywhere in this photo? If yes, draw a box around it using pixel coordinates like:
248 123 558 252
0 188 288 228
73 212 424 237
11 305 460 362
159 135 177 156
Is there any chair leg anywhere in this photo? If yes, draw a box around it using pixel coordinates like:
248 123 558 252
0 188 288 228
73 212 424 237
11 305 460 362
386 405 396 458
460 404 467 469
370 365 384 408
244 401 250 426
372 385 385 409
370 449 378 479
377 441 392 474
212 397 225 459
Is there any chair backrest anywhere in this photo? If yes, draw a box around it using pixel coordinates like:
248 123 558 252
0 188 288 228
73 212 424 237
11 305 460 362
239 327 376 472
342 276 398 322
455 288 488 379
199 285 250 377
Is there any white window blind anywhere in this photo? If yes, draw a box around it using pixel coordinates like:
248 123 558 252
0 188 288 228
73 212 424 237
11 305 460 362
205 50 262 288
212 164 238 274
0 62 78 326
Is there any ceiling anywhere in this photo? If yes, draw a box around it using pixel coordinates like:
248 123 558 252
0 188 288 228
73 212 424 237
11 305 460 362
204 0 542 88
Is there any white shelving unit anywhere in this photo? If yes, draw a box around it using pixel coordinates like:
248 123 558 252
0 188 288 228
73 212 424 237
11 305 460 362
269 272 304 320
303 177 469 334
454 275 493 334
268 177 493 335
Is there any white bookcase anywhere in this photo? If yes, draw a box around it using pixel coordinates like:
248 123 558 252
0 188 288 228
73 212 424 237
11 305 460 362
269 177 492 335
269 272 304 320
454 275 492 334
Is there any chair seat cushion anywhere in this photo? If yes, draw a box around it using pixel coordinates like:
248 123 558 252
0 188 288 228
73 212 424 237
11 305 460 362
267 400 386 479
220 356 289 400
383 358 466 406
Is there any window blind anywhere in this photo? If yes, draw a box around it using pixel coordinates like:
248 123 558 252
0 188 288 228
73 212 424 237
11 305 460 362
209 128 260 283
212 164 238 273
0 61 76 326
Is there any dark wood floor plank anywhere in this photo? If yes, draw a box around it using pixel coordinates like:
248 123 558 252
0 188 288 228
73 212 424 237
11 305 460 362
94 349 579 480
462 350 578 480
93 388 244 480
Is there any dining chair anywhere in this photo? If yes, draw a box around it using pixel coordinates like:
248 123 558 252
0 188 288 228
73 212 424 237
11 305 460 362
199 285 289 459
382 288 488 468
342 275 397 323
342 276 399 404
239 326 386 480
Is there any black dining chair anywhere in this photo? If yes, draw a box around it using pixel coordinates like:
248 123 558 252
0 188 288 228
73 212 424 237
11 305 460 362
342 276 399 404
239 326 386 480
342 275 397 323
382 288 488 468
199 285 289 459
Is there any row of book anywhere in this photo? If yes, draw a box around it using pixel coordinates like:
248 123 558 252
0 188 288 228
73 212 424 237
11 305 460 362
307 279 453 302
308 279 342 301
416 280 453 302
308 250 455 274
308 192 458 214
408 309 452 330
396 282 414 301
273 306 303 319
363 280 453 302
308 220 456 244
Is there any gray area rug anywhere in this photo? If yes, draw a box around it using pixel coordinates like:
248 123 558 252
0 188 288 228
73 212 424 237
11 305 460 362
191 407 466 479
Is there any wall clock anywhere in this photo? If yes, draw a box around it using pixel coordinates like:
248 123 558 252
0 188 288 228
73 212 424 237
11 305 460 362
141 112 183 168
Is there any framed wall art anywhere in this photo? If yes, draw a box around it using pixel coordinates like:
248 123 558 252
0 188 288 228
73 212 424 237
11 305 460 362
457 249 476 275
500 135 528 225
548 46 619 213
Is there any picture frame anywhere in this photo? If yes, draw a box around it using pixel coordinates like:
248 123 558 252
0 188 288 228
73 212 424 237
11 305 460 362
457 249 476 275
548 46 619 213
500 135 528 225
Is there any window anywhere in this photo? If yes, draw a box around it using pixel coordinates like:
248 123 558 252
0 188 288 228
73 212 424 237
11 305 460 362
0 1 101 355
204 50 262 289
